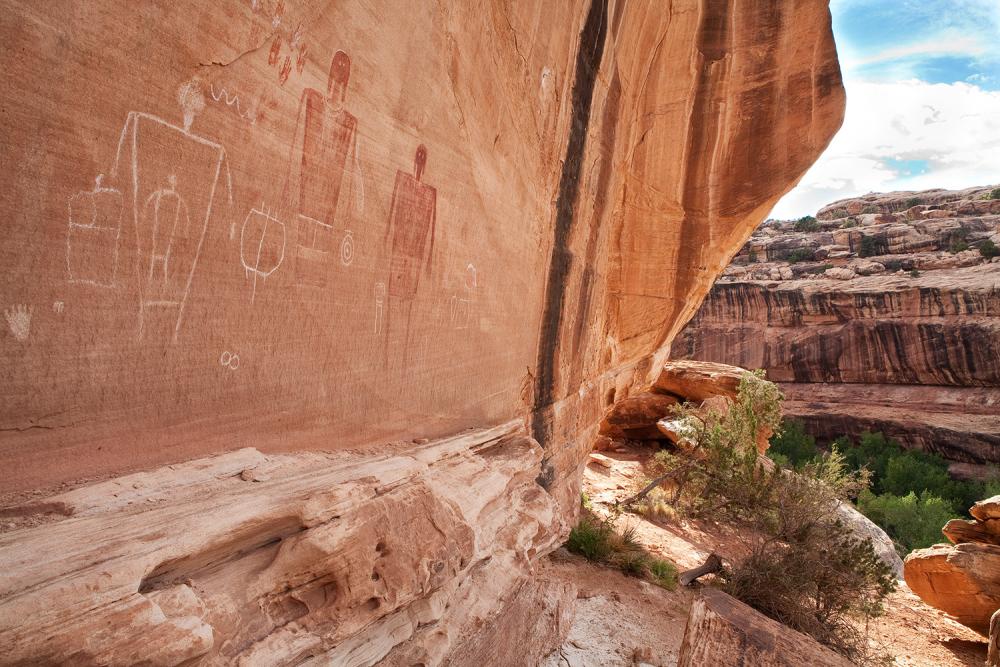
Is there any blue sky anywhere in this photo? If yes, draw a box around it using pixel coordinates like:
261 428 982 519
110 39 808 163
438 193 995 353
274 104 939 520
770 0 1000 218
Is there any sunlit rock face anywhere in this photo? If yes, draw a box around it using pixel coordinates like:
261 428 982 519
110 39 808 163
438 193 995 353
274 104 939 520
0 0 842 663
678 187 1000 464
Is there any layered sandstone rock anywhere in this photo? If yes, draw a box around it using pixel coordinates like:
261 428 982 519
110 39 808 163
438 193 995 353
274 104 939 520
678 187 1000 462
0 0 843 663
905 495 1000 635
677 588 853 666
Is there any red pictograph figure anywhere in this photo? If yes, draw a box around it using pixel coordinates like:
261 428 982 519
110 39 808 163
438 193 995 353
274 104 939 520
284 50 358 288
382 144 437 363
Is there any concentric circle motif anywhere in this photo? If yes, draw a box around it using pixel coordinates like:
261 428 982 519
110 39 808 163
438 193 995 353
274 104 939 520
340 230 355 266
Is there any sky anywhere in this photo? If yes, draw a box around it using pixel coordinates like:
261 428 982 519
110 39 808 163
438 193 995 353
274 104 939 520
769 0 1000 219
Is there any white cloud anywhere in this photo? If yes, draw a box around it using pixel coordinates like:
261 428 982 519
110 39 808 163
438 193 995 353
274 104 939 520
770 80 1000 219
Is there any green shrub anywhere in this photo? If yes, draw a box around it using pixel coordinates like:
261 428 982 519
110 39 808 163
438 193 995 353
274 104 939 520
840 218 859 228
904 197 921 208
795 216 820 232
648 558 679 590
769 419 819 468
857 490 954 554
861 205 879 214
909 269 921 278
950 240 969 253
567 518 613 562
565 515 681 590
859 236 883 258
748 251 758 263
980 239 999 260
829 208 849 219
614 549 649 577
787 248 814 263
988 187 1000 200
628 374 893 662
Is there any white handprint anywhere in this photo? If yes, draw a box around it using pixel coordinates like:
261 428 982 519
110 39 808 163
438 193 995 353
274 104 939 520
4 304 32 342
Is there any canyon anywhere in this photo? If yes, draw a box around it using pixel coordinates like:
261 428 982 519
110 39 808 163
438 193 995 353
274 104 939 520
0 0 844 664
678 187 1000 465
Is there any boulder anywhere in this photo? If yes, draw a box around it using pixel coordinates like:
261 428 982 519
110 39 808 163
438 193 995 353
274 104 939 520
971 495 1000 522
850 260 885 276
677 588 853 666
653 360 749 402
904 541 1000 635
823 267 856 280
835 501 904 578
943 518 1000 546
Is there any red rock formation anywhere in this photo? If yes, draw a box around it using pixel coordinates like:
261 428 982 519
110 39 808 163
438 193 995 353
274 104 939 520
0 0 843 663
905 496 1000 636
678 187 1000 463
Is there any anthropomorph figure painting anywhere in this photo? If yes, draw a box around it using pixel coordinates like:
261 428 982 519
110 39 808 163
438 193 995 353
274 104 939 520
285 49 359 288
94 78 232 343
383 144 437 363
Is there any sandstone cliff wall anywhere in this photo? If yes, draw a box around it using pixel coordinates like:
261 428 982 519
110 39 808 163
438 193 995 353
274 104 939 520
0 1 843 663
679 188 1000 464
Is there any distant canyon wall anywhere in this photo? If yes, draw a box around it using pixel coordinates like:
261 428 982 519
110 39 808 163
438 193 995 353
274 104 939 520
678 188 1000 464
0 1 843 664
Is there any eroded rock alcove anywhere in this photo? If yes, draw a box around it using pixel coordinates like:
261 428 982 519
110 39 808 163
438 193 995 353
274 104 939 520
0 1 843 663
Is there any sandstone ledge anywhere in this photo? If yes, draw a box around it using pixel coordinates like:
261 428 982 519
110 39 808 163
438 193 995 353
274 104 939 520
0 423 575 665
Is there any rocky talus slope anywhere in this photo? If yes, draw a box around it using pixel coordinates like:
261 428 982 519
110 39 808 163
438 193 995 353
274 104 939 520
678 187 1000 464
0 0 843 664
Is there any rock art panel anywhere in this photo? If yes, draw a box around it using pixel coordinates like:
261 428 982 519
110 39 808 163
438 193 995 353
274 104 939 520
0 0 843 663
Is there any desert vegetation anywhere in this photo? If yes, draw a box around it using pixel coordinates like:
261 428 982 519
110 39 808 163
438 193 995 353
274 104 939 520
577 372 897 664
770 423 1000 554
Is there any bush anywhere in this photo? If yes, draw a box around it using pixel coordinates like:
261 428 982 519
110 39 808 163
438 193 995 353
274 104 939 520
648 558 679 590
904 197 921 208
909 269 921 278
795 216 820 232
567 517 614 562
861 205 879 214
950 240 969 253
629 374 893 662
840 218 859 228
980 239 999 260
859 236 883 258
769 419 819 468
857 490 954 554
988 188 1000 200
565 514 680 590
724 527 895 661
787 248 814 263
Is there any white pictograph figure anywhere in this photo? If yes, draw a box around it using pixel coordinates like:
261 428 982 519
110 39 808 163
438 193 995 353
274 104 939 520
67 174 124 287
53 301 64 314
4 305 32 342
142 175 192 291
209 83 257 125
103 79 233 343
240 204 286 303
449 263 477 330
374 281 386 334
220 350 240 370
